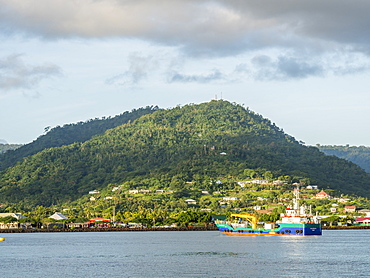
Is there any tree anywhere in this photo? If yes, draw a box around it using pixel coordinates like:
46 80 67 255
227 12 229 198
321 216 341 226
263 171 273 181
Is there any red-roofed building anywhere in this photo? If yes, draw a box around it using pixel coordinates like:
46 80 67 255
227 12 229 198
88 218 111 228
344 206 356 213
355 217 370 226
316 190 331 199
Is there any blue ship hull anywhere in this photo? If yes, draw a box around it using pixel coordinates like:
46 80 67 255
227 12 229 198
216 223 322 236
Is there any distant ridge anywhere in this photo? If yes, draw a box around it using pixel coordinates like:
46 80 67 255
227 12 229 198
0 143 23 154
317 145 370 173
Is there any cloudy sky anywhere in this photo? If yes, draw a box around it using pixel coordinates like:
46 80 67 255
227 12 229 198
1 0 369 146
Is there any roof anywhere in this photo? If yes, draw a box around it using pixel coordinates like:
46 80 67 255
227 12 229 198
356 217 370 222
49 212 68 220
0 213 26 220
316 190 329 196
88 218 111 223
358 209 370 212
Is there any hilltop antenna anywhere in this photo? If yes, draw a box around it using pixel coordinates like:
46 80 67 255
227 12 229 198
215 94 218 100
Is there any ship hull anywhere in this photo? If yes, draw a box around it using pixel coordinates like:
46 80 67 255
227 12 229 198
216 223 322 236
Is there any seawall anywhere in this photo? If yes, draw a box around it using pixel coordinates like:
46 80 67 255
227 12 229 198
322 225 370 230
0 226 219 233
2 225 370 233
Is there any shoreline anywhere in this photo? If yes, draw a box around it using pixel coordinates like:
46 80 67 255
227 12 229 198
0 226 218 233
322 225 370 230
1 225 370 233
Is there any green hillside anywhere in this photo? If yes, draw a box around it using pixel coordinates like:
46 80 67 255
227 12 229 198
317 145 370 173
0 106 158 171
0 100 369 206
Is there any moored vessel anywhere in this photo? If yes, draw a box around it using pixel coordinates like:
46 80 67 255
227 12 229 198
215 187 322 236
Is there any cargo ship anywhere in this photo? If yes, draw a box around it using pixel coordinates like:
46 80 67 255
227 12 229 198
215 188 322 236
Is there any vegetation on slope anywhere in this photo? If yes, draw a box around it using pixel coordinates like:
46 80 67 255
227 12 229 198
317 145 370 173
0 106 159 171
0 100 369 207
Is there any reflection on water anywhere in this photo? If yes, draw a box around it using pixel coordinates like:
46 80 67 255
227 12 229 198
2 230 370 277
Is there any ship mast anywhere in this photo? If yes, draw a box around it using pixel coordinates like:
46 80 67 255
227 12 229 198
293 186 300 211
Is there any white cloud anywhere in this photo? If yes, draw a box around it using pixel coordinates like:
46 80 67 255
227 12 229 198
2 0 370 83
0 54 62 93
167 69 225 83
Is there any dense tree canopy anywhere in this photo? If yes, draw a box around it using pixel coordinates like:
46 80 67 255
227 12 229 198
0 100 369 206
0 106 159 171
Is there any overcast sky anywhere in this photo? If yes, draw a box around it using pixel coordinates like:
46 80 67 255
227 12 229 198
0 0 369 146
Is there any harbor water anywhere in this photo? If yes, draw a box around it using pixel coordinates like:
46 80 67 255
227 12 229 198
1 230 369 277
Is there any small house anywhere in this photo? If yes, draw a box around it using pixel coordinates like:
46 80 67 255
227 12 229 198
185 199 197 205
251 179 269 185
223 197 239 201
344 206 356 213
358 209 370 217
316 190 331 199
273 180 284 186
0 213 26 220
88 218 111 228
355 217 370 226
237 181 247 187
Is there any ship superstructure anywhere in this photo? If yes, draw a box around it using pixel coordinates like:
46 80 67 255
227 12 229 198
215 187 322 236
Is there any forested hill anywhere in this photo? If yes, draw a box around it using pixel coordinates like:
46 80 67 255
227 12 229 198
0 100 369 206
317 145 370 173
0 106 159 171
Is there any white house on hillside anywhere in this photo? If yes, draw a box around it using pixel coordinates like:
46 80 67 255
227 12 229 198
185 199 197 205
358 209 370 217
49 212 68 220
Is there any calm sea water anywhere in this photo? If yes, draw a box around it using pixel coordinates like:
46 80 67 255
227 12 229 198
1 230 369 278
